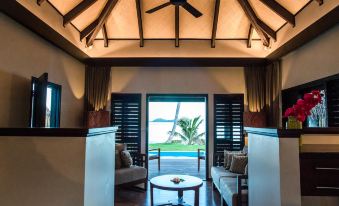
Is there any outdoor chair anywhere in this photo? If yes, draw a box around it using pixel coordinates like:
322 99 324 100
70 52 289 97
198 148 205 171
149 148 161 171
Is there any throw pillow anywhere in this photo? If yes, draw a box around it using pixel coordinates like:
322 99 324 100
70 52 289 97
224 151 243 169
121 150 133 168
230 155 248 174
115 150 122 169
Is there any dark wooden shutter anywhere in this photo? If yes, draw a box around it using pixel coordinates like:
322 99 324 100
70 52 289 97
214 94 244 165
327 79 339 127
111 93 142 155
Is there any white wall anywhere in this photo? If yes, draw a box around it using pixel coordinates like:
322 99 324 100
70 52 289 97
110 67 245 175
0 13 85 127
281 24 339 90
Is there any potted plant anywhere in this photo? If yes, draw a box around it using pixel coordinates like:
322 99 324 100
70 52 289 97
284 90 322 129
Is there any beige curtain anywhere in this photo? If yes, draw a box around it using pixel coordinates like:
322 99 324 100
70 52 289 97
265 61 282 127
85 65 111 111
244 66 266 112
244 61 282 127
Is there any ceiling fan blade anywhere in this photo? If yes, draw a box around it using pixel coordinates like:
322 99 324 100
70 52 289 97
181 2 203 18
146 2 172 14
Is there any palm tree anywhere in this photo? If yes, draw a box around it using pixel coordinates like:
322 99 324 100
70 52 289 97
171 116 205 145
166 102 181 143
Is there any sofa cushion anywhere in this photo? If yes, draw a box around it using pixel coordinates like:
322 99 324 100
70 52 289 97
211 166 238 189
220 177 248 206
115 144 126 169
230 155 248 174
224 151 244 169
121 150 133 168
115 150 122 169
115 165 147 185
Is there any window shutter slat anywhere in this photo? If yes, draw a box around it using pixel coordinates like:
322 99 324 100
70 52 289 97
213 94 244 166
111 93 142 155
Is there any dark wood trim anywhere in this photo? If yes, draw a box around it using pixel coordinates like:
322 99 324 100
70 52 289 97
175 5 180 47
0 127 118 137
86 0 119 46
102 24 109 47
63 0 97 26
0 0 89 61
267 6 339 60
37 0 46 6
237 0 275 46
80 20 98 40
211 0 220 48
247 24 254 48
245 127 302 138
135 0 144 47
85 57 268 67
315 0 323 6
260 0 295 26
302 128 339 135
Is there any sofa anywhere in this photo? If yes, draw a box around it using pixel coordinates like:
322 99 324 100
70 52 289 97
211 148 248 206
114 143 148 190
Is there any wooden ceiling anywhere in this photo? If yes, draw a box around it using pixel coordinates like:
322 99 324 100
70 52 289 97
35 0 319 48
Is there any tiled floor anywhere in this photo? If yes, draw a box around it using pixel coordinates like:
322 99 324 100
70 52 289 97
115 181 221 206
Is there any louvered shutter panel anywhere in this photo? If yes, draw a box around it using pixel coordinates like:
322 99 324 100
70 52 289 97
111 93 142 155
327 79 339 127
214 94 244 166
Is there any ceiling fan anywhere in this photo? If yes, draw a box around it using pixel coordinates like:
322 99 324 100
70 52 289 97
146 0 203 18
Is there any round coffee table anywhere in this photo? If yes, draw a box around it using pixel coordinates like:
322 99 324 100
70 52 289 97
150 175 203 206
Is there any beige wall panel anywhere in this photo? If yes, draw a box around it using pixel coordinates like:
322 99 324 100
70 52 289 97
0 14 85 127
281 25 339 89
110 67 245 177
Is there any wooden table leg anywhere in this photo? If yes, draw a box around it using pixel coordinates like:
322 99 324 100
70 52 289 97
150 184 154 206
194 188 200 206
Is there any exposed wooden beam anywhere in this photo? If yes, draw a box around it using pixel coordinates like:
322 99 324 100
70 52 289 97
315 0 323 5
237 0 275 46
260 0 295 26
86 0 119 46
175 5 179 47
80 20 98 41
37 0 46 6
247 24 254 48
135 0 144 47
102 24 108 47
211 0 220 48
63 0 97 26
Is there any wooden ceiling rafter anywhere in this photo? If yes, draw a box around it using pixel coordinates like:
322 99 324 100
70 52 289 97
37 0 46 6
80 19 98 40
102 24 108 47
260 0 295 26
211 0 220 48
237 0 276 47
175 5 180 47
85 0 119 46
63 0 97 26
315 0 324 6
135 0 144 47
247 24 254 48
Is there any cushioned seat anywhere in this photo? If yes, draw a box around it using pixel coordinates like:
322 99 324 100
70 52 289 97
220 177 248 206
115 165 147 185
211 166 238 189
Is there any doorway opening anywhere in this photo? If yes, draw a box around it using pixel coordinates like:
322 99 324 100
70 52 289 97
146 94 208 180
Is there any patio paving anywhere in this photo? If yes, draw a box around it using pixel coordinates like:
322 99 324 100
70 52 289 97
148 157 206 180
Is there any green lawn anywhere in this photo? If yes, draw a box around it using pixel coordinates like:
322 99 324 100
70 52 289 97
149 143 205 151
